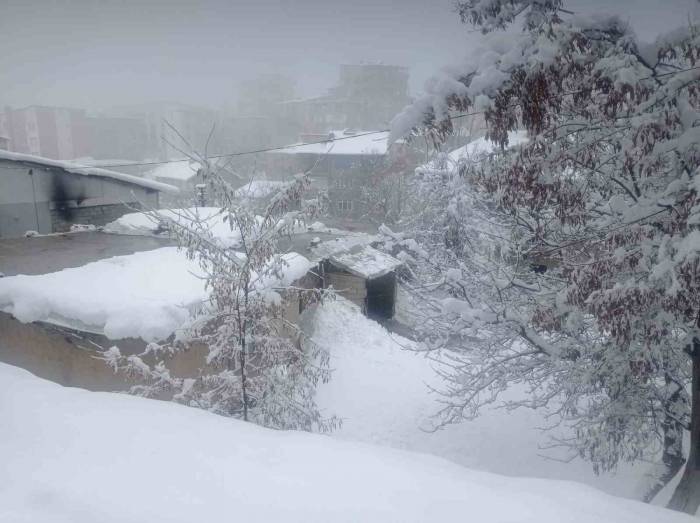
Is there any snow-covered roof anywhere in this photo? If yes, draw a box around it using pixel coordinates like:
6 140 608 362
328 245 402 279
272 130 389 156
104 207 247 246
0 247 312 341
416 131 529 176
309 231 379 262
0 150 178 194
147 161 201 182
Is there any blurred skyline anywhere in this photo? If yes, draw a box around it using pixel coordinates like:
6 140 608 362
2 0 699 111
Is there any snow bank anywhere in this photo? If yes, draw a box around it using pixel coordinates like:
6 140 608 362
311 299 657 499
0 248 312 342
0 362 689 523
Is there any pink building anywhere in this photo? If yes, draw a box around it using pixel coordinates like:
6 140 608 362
3 106 89 160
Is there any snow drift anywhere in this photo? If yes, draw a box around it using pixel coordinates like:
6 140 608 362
0 362 690 523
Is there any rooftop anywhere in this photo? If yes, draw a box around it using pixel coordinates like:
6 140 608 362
0 150 179 194
327 244 403 279
271 130 389 156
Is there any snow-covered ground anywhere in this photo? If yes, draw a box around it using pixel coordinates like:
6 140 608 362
310 298 655 500
0 362 689 523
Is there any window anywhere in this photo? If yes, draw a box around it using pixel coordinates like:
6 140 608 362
337 200 353 212
335 178 353 189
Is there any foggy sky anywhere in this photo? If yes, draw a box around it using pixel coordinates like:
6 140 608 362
2 0 699 112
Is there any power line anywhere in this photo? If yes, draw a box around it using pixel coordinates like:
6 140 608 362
95 64 700 169
1 65 698 173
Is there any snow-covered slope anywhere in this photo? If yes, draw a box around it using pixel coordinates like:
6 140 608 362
0 362 689 523
311 299 653 499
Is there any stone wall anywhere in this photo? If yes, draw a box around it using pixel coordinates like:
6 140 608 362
50 202 142 232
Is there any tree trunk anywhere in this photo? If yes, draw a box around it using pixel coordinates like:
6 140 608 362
240 346 248 422
668 349 700 513
644 382 685 502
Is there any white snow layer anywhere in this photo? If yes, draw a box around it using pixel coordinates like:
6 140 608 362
104 207 243 246
0 247 312 341
146 160 201 182
0 362 691 523
311 299 663 501
416 130 529 176
0 149 179 194
272 130 389 156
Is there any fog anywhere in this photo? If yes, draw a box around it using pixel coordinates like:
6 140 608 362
2 0 698 111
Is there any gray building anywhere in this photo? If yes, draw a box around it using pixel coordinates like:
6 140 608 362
0 151 178 238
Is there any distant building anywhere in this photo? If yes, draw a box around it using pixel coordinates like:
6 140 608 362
0 150 177 238
86 115 149 161
2 106 90 160
277 63 411 136
109 102 221 161
266 129 410 222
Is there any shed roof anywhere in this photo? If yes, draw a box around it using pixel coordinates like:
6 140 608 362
271 130 389 156
327 245 402 279
0 150 179 194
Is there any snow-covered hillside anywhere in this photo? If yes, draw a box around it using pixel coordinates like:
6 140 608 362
311 299 654 499
0 362 689 523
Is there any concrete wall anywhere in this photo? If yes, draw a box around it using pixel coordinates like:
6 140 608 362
0 272 323 393
0 159 159 238
0 312 209 392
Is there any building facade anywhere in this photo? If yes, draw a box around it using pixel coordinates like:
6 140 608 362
2 106 90 160
276 63 411 137
0 151 177 238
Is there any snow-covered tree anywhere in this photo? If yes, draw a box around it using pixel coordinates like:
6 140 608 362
389 0 700 510
106 151 338 433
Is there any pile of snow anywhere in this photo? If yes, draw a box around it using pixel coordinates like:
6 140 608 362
311 299 657 500
273 130 389 156
0 362 690 523
0 248 312 342
234 179 287 199
105 207 242 246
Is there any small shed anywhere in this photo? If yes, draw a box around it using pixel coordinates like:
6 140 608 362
321 244 402 320
0 151 178 238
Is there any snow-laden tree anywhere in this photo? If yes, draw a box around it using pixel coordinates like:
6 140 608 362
106 153 338 433
389 0 700 510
